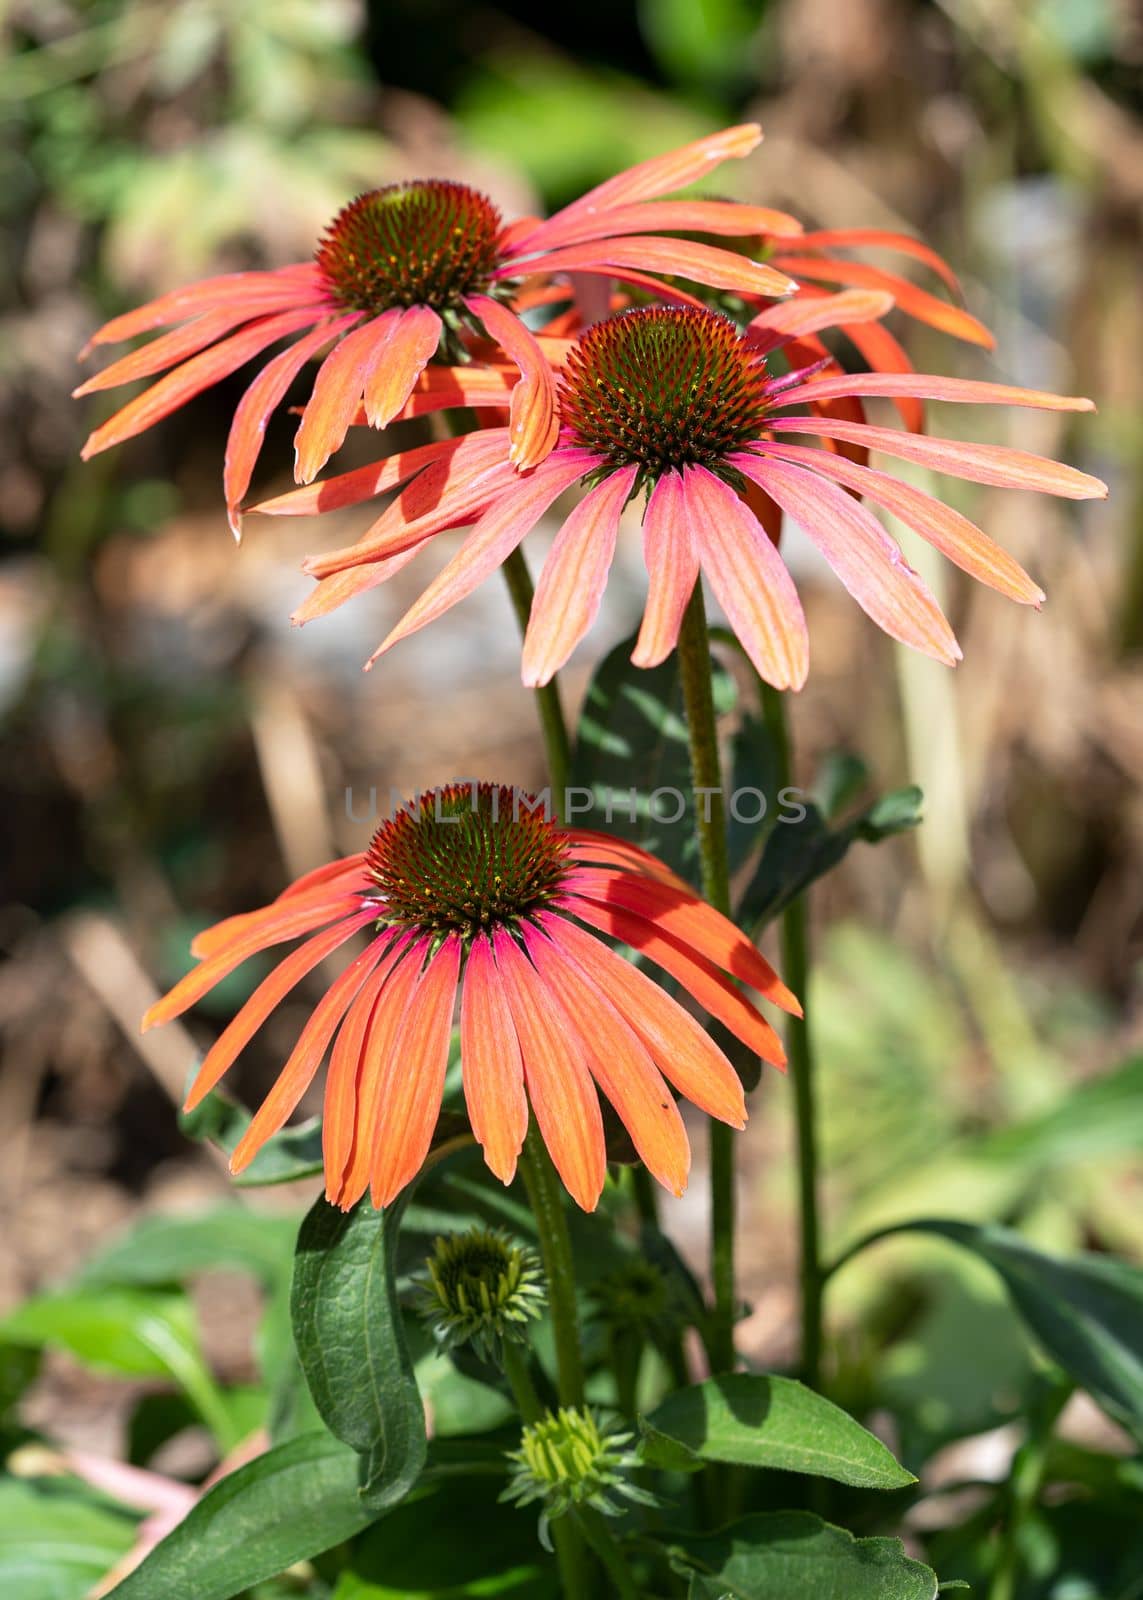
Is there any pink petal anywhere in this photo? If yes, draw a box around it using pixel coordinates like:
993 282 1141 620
292 312 401 483
459 934 528 1184
632 469 701 668
81 267 325 350
766 417 1109 499
522 465 636 686
769 372 1096 413
519 198 803 253
770 255 994 348
733 452 961 665
493 237 796 300
791 229 965 296
748 288 897 355
361 305 442 430
685 466 809 690
466 295 558 468
254 430 508 517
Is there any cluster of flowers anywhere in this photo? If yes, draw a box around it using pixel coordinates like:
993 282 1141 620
80 124 1105 1211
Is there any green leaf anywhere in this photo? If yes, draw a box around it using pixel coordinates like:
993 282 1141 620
0 1476 138 1600
291 1194 426 1510
77 1209 297 1288
0 1288 238 1449
849 1221 1143 1437
738 786 923 932
570 630 735 884
104 1432 372 1600
180 1085 324 1186
334 1473 556 1597
640 1374 915 1490
666 1512 939 1599
974 1053 1143 1168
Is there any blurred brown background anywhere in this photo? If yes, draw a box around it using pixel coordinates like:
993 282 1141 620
1 0 1140 1459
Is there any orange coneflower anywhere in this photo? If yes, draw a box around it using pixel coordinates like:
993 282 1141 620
76 126 804 532
144 784 798 1213
259 303 1107 686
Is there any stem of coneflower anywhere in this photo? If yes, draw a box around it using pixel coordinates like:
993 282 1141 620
501 546 573 803
676 584 737 1376
760 683 822 1392
519 1128 585 1408
576 1509 640 1600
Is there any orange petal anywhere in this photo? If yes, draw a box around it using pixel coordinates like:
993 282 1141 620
748 288 897 351
495 237 796 300
492 930 606 1212
292 312 400 484
538 124 762 227
81 267 325 351
466 295 558 469
790 229 965 297
566 865 799 1012
539 912 748 1123
565 831 693 892
81 309 324 459
185 908 377 1113
229 926 390 1173
188 871 369 959
735 453 962 667
75 306 271 396
369 937 461 1208
686 465 810 690
524 198 803 253
522 466 636 686
771 255 994 348
632 469 700 669
770 372 1096 413
523 924 690 1197
254 431 497 517
835 315 923 431
765 418 1108 499
561 893 788 1067
293 542 428 628
323 944 405 1203
459 934 528 1184
143 893 366 1031
758 443 1044 606
361 305 442 430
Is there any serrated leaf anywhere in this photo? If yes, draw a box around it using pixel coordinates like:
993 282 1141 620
667 1511 939 1599
640 1374 915 1489
852 1221 1143 1437
291 1193 426 1510
104 1432 372 1600
570 630 735 884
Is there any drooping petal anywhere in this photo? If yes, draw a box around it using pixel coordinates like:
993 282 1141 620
81 309 325 459
334 937 426 1210
369 936 461 1207
756 442 1044 605
494 237 797 300
142 893 366 1030
361 305 443 430
323 942 405 1202
522 466 636 686
493 931 606 1212
81 267 326 351
369 451 596 666
747 288 897 353
559 893 787 1066
834 314 922 431
768 372 1097 413
189 870 369 958
632 469 701 668
224 316 357 537
522 925 689 1195
255 430 509 517
75 305 279 396
765 417 1109 499
684 466 809 690
229 926 392 1173
769 255 994 347
565 830 693 891
292 311 401 483
539 912 748 1123
459 934 528 1184
184 908 377 1113
293 540 430 627
466 295 559 469
564 865 799 1011
789 229 965 296
734 452 961 666
522 198 803 253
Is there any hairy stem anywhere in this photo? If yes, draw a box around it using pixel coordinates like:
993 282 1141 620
520 1128 585 1408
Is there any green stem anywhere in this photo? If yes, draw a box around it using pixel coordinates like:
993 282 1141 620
990 1381 1072 1600
503 1344 592 1600
676 585 737 1376
576 1508 641 1600
501 545 572 804
520 1128 585 1408
760 683 823 1391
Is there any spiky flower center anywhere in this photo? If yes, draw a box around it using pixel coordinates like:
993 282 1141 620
560 307 770 475
366 783 569 938
316 180 503 314
418 1228 545 1361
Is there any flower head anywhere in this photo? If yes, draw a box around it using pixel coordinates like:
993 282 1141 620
76 126 807 530
503 1407 653 1547
267 299 1106 687
417 1227 545 1363
144 783 797 1212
